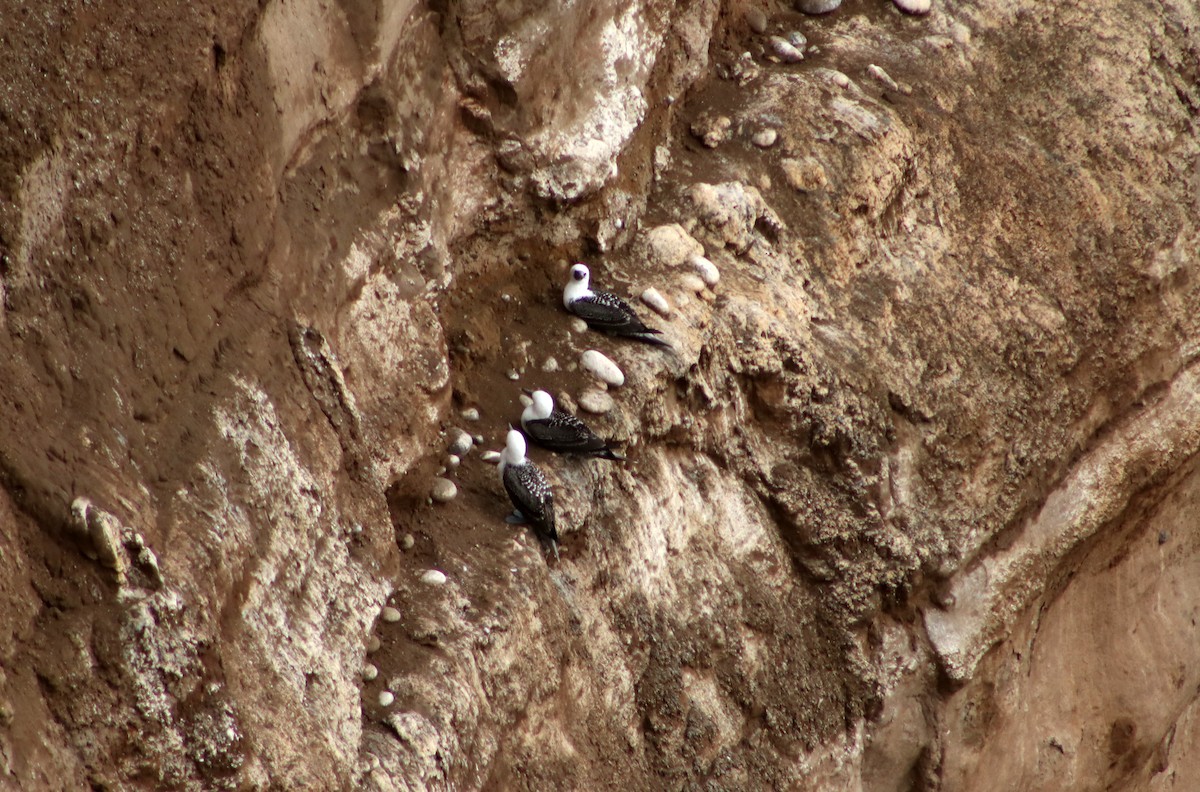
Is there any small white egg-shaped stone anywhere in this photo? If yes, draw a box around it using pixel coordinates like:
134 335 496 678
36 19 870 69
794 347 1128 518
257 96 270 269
446 454 461 468
542 356 560 372
680 274 707 294
640 288 672 317
382 606 401 623
581 350 625 387
460 407 480 422
378 691 395 707
569 317 589 333
481 450 502 464
691 255 720 286
430 477 457 503
766 36 804 63
421 569 447 585
367 635 382 653
751 129 778 148
796 0 841 13
893 0 931 15
363 663 379 682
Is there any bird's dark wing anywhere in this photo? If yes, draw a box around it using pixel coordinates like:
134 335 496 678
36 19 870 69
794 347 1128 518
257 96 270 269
525 411 609 454
503 463 557 542
569 291 661 336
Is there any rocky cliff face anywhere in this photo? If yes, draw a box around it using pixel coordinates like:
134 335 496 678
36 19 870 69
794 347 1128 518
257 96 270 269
1 0 1198 789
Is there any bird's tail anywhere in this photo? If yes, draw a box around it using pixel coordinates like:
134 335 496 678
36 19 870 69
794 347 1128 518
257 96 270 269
635 332 673 349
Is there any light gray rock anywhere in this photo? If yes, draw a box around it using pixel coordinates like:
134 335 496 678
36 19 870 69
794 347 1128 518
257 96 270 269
581 350 625 387
578 390 616 415
448 429 473 457
430 477 457 503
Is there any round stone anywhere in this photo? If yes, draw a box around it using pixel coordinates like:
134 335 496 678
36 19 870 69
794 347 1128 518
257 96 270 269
448 429 472 457
581 350 625 387
420 569 447 585
378 691 395 707
578 390 616 415
788 31 808 50
460 407 480 422
505 369 520 381
382 606 401 623
746 6 768 33
446 454 461 468
367 635 382 653
481 450 502 464
362 663 378 682
430 477 457 503
893 0 931 14
569 317 589 333
751 129 778 148
640 288 672 317
680 274 707 294
796 0 841 14
542 356 560 372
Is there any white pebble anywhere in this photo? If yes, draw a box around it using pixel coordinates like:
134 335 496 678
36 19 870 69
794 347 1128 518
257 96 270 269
578 390 616 415
446 454 461 468
481 450 502 464
460 407 480 422
448 429 472 457
362 664 378 682
893 0 931 14
401 534 415 550
542 356 560 372
766 36 804 63
569 317 589 333
829 70 851 89
641 288 672 317
506 369 520 381
581 350 625 387
420 569 447 585
367 635 382 652
752 129 778 148
378 691 395 707
382 606 401 623
867 64 907 94
430 477 457 503
691 255 720 286
788 31 808 50
797 0 841 13
680 274 707 294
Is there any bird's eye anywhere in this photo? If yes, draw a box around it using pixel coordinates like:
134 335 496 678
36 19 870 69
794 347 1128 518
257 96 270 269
573 270 584 280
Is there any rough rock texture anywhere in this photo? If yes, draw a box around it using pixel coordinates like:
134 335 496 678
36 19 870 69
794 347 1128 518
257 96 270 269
0 0 1198 789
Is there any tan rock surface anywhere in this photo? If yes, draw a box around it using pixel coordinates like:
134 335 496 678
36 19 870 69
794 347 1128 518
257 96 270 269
0 0 1197 789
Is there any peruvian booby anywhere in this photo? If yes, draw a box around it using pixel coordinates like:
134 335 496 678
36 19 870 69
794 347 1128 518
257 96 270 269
563 263 672 348
521 389 624 461
498 428 559 559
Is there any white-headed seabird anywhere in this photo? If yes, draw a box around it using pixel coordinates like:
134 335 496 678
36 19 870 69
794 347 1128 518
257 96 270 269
521 389 624 461
563 263 671 348
499 428 559 559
